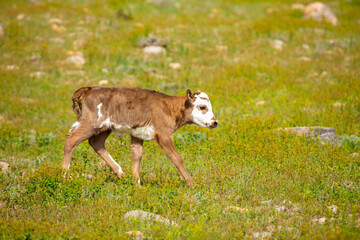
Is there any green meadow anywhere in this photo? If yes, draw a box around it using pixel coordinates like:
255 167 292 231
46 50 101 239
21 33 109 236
1 0 360 239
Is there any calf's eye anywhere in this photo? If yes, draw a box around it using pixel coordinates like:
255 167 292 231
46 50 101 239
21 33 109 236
200 106 206 110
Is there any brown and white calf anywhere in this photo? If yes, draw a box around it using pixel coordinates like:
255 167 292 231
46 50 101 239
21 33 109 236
62 87 218 186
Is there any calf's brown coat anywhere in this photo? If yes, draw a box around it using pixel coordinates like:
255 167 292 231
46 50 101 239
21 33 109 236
62 86 217 186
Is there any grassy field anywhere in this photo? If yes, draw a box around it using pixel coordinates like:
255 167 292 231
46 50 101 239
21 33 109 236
1 0 360 239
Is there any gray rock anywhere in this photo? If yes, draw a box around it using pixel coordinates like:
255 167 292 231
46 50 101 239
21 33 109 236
0 162 10 172
284 126 342 146
304 2 338 26
124 210 179 227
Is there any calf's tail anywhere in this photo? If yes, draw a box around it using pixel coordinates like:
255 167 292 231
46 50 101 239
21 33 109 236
72 87 92 119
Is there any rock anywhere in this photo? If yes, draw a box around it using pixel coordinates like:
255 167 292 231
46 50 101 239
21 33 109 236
0 162 10 172
65 55 85 68
312 217 326 224
17 14 26 20
169 62 181 70
30 72 45 78
124 210 179 227
51 24 66 33
284 126 342 146
98 80 109 86
304 2 338 26
333 102 345 108
125 231 145 240
6 65 19 70
143 46 166 55
272 40 284 51
224 206 249 213
139 34 167 48
329 205 338 213
302 44 310 50
292 3 305 10
253 231 272 238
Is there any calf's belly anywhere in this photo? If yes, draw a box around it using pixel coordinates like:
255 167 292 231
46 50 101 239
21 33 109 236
112 125 155 141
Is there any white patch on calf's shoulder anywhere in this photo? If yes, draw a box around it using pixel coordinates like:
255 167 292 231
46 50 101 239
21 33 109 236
97 103 103 121
68 121 80 133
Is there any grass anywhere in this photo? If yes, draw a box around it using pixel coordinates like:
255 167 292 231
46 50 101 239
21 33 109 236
1 0 360 239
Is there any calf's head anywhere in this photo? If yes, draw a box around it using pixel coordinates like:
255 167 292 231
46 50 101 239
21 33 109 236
186 89 218 129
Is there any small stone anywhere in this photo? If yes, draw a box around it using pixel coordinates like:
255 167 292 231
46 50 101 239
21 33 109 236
125 231 145 240
6 65 19 70
124 210 179 227
275 205 287 212
292 3 305 10
312 217 326 224
30 72 45 78
261 200 274 205
318 217 326 224
51 24 66 33
298 56 311 62
17 14 26 20
143 46 166 55
320 71 328 78
333 102 345 108
256 100 266 106
101 68 109 73
0 25 3 37
302 44 310 50
304 2 338 26
0 162 10 172
169 62 181 70
253 231 272 238
272 40 283 51
98 80 109 86
65 55 85 68
329 205 338 213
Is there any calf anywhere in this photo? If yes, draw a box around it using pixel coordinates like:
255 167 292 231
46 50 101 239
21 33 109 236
62 87 218 186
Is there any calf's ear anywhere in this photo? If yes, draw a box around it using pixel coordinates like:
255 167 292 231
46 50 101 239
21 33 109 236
186 89 196 103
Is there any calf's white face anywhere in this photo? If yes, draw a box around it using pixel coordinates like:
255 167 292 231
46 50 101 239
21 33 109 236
188 91 218 129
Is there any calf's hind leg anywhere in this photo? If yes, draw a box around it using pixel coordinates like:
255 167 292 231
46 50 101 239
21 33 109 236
89 130 124 178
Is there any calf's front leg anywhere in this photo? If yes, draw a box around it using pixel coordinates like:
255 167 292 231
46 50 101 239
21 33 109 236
131 136 143 185
156 134 194 186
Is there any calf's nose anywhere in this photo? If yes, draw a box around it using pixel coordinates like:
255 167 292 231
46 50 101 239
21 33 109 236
212 120 218 128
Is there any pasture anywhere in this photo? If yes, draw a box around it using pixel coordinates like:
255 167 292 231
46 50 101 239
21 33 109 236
0 0 360 239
